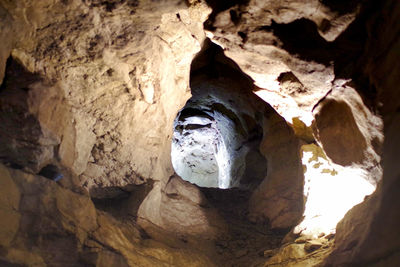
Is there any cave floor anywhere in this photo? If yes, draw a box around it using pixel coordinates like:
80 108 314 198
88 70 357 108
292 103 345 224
93 186 334 267
199 188 285 266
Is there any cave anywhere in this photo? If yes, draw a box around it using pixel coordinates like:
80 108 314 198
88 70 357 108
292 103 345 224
0 0 399 266
171 43 267 190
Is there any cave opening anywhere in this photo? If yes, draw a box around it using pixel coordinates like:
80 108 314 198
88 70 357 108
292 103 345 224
171 41 267 191
167 41 291 265
0 0 398 265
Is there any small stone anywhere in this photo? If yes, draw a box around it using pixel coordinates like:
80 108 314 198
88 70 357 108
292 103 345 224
295 236 310 244
263 249 275 258
304 240 323 253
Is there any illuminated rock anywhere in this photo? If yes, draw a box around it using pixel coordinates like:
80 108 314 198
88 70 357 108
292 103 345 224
0 0 398 266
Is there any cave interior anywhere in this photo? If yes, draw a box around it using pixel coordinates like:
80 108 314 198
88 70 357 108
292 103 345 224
0 0 399 266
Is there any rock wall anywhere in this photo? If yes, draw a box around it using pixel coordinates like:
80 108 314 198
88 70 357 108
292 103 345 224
324 0 400 265
0 0 398 266
312 84 383 184
0 0 210 197
0 164 213 266
204 0 364 124
249 109 304 229
205 2 397 265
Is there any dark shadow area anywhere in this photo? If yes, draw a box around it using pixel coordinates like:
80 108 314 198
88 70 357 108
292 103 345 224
203 0 250 30
38 164 64 181
0 56 41 92
199 187 287 266
330 0 386 114
258 19 333 65
91 181 154 222
191 39 255 84
0 259 24 267
0 56 56 173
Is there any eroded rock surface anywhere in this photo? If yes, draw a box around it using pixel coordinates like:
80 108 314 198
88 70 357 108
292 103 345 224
0 0 398 266
0 164 213 266
312 84 383 184
204 0 365 124
0 0 211 197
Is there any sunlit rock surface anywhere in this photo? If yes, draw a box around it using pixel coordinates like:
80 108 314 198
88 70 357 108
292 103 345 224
172 108 243 189
295 144 375 238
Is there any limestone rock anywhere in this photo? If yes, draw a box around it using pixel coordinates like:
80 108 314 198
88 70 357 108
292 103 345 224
0 58 60 173
249 111 304 229
295 143 375 238
0 165 21 247
265 244 306 265
0 0 212 195
323 0 400 264
304 240 323 253
172 68 268 189
0 0 398 266
205 0 362 123
0 164 213 266
137 175 227 240
263 249 277 258
312 84 383 184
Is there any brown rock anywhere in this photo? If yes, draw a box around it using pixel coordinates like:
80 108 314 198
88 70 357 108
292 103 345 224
263 249 276 258
265 244 306 265
312 84 383 184
204 0 361 122
138 175 226 239
314 98 367 165
0 0 398 266
304 240 323 253
295 236 310 244
249 112 304 229
0 0 212 194
0 165 21 247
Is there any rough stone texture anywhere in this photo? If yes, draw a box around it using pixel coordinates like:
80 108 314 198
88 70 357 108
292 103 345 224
0 164 213 266
138 59 271 237
324 0 400 265
264 240 333 267
204 0 363 124
0 165 21 248
0 0 398 266
0 58 61 173
249 111 304 229
172 113 222 188
0 0 211 197
137 175 227 240
312 84 383 184
171 107 247 189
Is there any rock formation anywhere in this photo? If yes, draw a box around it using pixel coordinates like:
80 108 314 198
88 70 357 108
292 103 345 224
0 0 399 266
